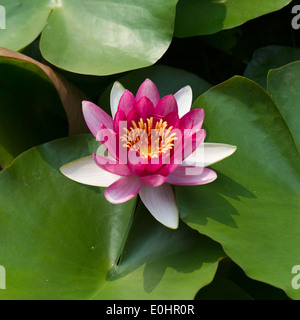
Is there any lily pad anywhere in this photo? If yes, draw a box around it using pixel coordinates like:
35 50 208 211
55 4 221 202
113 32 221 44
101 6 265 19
95 202 224 299
0 134 223 299
244 46 300 89
0 48 87 169
0 0 51 51
0 0 178 76
176 76 300 299
174 0 292 37
267 60 300 152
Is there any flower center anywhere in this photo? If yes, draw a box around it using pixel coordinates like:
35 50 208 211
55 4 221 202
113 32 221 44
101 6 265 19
121 117 177 159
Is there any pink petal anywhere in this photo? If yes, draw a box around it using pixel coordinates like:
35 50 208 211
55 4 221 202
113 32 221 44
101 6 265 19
139 174 168 187
136 79 160 107
139 184 179 229
118 90 136 116
163 112 180 129
155 95 178 117
104 175 142 204
127 109 142 129
113 109 127 133
179 115 193 131
154 137 182 176
126 149 171 177
135 96 155 119
166 166 217 185
126 149 149 176
93 153 132 176
82 101 113 137
155 128 205 176
180 108 204 130
182 128 206 160
143 154 173 176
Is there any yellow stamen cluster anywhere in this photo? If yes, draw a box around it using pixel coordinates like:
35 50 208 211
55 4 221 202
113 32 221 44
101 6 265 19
121 117 177 159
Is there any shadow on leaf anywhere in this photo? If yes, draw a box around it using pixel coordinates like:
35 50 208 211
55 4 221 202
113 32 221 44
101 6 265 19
108 202 224 294
176 171 256 229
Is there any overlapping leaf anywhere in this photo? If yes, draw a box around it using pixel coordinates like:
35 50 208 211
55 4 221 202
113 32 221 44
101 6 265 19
0 0 178 75
0 48 87 168
268 61 300 153
0 0 51 51
244 46 300 89
176 76 300 299
174 0 292 37
0 0 293 75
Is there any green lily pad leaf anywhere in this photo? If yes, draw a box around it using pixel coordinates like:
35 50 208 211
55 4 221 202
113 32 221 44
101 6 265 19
96 202 224 299
0 134 223 299
0 0 51 51
176 76 300 299
174 0 292 37
0 0 178 75
244 46 300 89
268 61 300 152
0 134 135 300
0 47 87 168
98 64 211 115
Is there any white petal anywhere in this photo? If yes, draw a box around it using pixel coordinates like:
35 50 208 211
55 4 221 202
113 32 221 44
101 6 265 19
182 143 237 167
104 176 142 204
139 184 179 229
174 85 193 118
60 156 120 187
110 81 126 118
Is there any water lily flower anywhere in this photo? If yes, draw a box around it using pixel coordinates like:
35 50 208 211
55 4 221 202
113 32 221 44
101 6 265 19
60 79 236 229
